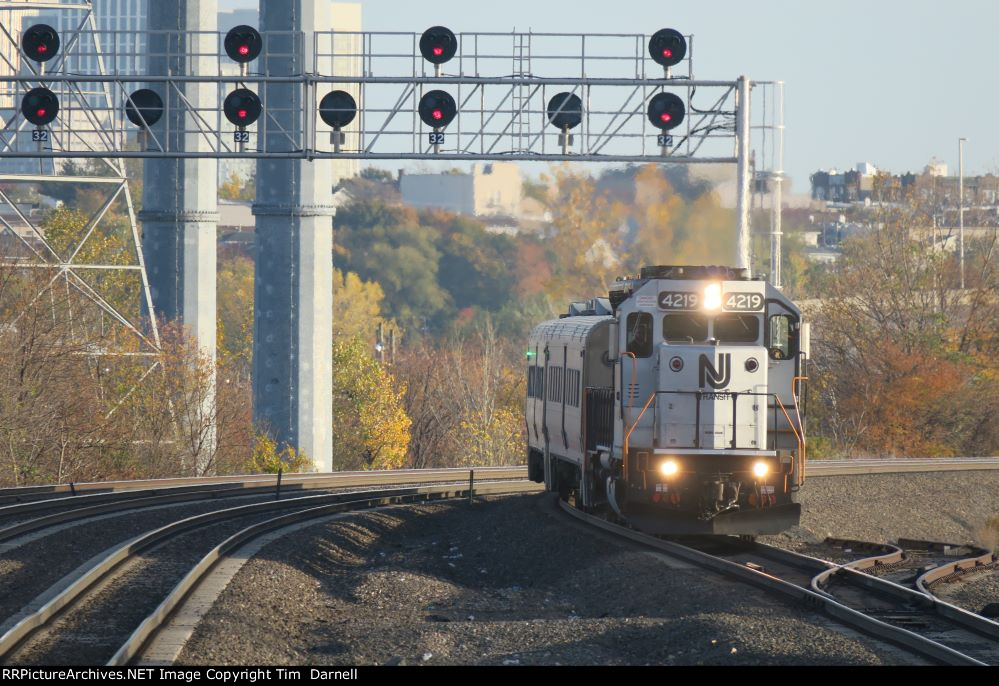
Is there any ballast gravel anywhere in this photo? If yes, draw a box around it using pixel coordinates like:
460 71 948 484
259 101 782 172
180 495 893 666
178 470 999 666
761 471 999 550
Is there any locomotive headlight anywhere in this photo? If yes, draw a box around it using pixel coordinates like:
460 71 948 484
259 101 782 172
753 461 769 479
660 460 680 478
704 283 722 311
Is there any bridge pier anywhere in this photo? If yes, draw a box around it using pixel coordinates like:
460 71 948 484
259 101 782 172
252 0 335 472
141 1 219 472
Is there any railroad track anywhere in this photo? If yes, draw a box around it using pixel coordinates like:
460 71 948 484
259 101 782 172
1 458 997 507
0 467 525 548
559 499 999 666
0 479 539 666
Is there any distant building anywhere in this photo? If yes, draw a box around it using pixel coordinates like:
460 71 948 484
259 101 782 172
811 162 921 204
400 163 523 218
35 0 148 101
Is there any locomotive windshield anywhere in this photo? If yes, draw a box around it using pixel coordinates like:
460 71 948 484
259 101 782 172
663 314 708 343
714 314 760 343
661 313 761 344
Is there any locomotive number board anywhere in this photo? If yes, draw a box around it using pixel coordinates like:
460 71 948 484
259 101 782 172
722 292 765 312
657 291 765 312
658 291 700 310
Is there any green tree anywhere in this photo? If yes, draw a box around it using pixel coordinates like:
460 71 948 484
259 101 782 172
217 253 255 381
331 338 411 471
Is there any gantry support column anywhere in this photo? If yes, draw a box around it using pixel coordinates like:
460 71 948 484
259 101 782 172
253 0 334 471
141 1 219 471
735 75 752 272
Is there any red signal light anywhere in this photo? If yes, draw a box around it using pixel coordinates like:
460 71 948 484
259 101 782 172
662 48 672 58
36 108 46 118
660 113 672 123
238 45 250 56
238 109 248 119
432 109 444 121
433 46 444 56
38 44 48 54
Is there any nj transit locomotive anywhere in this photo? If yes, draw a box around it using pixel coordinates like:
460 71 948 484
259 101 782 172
525 265 809 535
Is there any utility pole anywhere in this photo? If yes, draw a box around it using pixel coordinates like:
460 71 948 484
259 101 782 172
769 81 785 289
735 76 752 272
958 137 967 290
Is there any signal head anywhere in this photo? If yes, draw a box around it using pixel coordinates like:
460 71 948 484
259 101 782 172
418 90 457 128
21 88 59 127
647 92 685 131
22 24 60 63
546 92 583 130
648 28 687 68
319 90 358 129
419 26 458 65
223 88 262 126
124 89 164 128
224 25 262 63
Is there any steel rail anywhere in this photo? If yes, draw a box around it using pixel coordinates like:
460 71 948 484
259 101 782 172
0 467 526 508
0 458 999 517
811 563 999 665
108 480 538 666
0 480 537 663
0 469 529 546
905 541 998 598
558 499 993 666
3 459 998 507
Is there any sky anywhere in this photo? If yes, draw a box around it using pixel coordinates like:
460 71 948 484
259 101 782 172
219 0 999 191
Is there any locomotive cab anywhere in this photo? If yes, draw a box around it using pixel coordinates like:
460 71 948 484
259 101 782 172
526 265 807 537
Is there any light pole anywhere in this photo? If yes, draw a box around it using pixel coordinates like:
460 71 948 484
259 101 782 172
959 137 967 289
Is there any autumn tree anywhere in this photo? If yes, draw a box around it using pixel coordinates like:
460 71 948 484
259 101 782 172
331 337 411 470
396 321 526 469
219 171 255 202
809 197 999 458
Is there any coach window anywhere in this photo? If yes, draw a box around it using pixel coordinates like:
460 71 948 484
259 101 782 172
626 312 654 358
663 314 709 343
714 314 760 343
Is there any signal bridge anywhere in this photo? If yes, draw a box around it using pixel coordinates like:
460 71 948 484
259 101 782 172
0 3 785 471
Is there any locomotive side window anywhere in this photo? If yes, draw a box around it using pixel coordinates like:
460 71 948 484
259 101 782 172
767 315 798 360
714 314 760 343
626 312 654 358
663 314 709 343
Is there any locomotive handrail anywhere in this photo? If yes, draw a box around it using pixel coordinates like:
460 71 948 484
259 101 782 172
792 376 808 484
623 392 658 470
623 389 805 460
620 352 639 482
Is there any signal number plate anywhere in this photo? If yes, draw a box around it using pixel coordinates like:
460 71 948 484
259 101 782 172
658 291 700 311
234 131 250 143
429 132 445 145
724 292 764 312
32 130 49 143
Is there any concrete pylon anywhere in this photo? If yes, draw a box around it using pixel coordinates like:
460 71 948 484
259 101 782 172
253 0 334 472
141 1 219 357
141 1 219 471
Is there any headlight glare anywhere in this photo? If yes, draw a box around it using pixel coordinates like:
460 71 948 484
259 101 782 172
704 283 722 311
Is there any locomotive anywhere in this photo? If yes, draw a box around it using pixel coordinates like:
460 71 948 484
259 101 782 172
526 265 809 535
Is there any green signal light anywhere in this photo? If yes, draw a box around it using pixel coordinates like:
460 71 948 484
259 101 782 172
526 351 536 359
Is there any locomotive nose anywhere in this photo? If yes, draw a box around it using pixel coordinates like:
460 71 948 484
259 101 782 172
658 345 768 450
